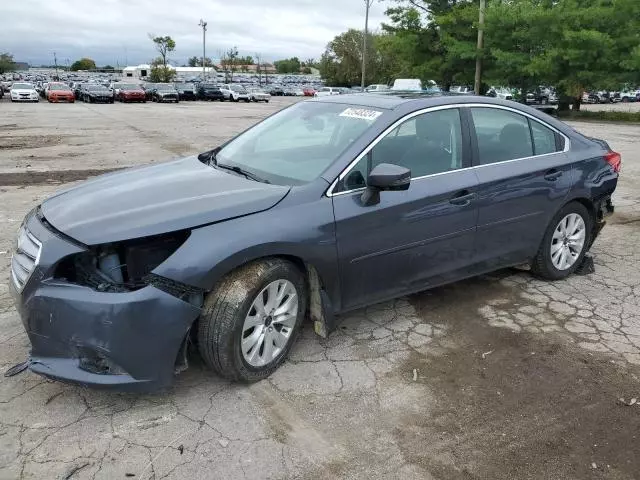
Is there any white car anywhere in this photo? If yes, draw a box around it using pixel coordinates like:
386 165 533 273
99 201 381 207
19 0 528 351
365 84 389 93
10 82 39 102
248 88 270 103
220 84 250 102
391 79 423 91
314 87 341 97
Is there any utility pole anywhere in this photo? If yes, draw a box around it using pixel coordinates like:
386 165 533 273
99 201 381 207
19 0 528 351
474 0 486 95
53 52 59 78
199 19 208 80
361 0 372 89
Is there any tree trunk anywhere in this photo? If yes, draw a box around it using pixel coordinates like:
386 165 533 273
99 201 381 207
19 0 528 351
571 98 581 111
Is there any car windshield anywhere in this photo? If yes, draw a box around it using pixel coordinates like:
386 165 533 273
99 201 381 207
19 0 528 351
230 85 245 92
156 85 175 91
88 85 108 91
214 102 384 185
49 84 70 91
119 84 140 89
12 83 33 89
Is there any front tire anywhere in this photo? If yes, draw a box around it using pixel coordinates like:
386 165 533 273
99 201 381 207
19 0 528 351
531 202 592 280
198 258 307 382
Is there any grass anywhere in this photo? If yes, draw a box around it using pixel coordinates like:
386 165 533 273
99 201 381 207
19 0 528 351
557 109 640 123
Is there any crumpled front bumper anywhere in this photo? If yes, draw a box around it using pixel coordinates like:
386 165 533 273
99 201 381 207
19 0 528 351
10 214 201 391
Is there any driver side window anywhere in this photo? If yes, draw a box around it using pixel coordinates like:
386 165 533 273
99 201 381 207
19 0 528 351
339 108 463 192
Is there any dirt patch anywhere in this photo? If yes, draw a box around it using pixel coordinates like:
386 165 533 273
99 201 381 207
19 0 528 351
0 135 64 150
610 211 640 225
0 168 123 186
394 278 640 480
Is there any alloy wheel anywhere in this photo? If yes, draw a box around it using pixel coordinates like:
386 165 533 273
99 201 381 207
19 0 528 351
241 279 298 367
550 213 586 270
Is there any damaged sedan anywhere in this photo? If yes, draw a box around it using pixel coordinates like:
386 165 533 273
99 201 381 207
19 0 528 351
10 95 619 391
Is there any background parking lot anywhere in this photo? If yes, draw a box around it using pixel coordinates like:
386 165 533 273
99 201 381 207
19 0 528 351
1 98 639 480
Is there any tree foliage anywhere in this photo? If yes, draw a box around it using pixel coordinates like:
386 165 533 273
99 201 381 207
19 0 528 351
320 0 640 104
274 57 301 74
70 57 96 71
0 53 16 74
150 35 176 69
188 56 213 67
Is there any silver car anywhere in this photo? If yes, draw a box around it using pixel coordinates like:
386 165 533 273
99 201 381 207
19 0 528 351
248 88 271 103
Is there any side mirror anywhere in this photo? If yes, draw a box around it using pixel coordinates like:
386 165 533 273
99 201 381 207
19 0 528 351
361 163 411 206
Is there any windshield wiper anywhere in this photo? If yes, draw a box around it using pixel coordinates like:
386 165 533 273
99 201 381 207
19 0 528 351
216 163 270 184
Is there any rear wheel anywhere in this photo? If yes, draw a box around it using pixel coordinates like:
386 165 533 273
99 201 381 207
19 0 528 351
531 202 592 280
198 258 306 382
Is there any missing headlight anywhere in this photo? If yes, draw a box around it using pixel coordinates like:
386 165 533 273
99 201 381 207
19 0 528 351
55 230 193 294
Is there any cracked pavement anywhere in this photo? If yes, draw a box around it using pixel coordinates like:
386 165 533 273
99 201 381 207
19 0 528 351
1 101 639 479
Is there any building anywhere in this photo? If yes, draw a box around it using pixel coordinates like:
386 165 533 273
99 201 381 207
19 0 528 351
121 64 218 80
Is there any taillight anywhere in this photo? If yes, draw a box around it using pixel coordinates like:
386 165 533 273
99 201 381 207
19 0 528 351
605 151 621 173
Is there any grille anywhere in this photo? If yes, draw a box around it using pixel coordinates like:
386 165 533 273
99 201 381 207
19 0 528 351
11 227 42 291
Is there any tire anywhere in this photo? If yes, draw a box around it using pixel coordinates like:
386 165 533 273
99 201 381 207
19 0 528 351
622 97 629 103
531 202 592 280
265 100 269 103
245 98 250 103
198 258 307 382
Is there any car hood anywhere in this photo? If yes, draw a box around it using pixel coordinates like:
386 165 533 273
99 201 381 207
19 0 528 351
11 89 36 94
41 156 290 245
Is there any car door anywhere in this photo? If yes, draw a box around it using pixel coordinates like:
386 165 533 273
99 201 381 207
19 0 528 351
331 107 479 310
467 106 573 267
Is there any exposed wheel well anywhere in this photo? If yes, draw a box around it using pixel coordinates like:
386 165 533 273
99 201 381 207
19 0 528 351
570 197 596 222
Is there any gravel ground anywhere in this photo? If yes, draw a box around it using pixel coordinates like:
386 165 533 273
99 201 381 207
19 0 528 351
0 97 639 480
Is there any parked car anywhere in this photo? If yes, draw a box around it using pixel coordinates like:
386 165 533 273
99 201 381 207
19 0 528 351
526 87 557 105
248 88 270 103
116 84 146 103
46 83 75 103
615 90 639 102
221 84 250 102
9 82 39 102
314 86 341 96
82 85 114 103
197 83 225 101
9 95 619 391
365 84 389 93
303 87 316 96
73 83 86 99
391 79 423 91
269 86 285 96
150 84 180 103
487 87 514 101
143 83 158 101
175 83 197 101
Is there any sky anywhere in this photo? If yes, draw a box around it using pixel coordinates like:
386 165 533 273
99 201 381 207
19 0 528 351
2 0 388 67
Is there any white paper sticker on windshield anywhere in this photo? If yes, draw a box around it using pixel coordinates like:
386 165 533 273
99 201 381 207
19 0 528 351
339 108 383 121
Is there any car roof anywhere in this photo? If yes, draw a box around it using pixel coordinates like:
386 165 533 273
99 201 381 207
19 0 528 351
309 92 533 111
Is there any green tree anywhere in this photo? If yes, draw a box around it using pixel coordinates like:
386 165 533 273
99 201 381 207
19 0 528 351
319 29 378 86
103 65 114 70
0 53 16 74
188 56 212 67
70 57 97 71
274 57 301 74
150 35 176 69
149 57 176 82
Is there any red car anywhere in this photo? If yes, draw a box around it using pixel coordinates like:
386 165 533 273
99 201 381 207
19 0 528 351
46 83 75 103
117 84 147 103
303 87 316 96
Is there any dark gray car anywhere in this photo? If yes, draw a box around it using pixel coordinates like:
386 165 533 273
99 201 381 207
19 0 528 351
10 95 619 391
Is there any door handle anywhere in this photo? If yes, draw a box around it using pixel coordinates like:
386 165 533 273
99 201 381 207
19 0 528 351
449 191 476 206
544 169 563 181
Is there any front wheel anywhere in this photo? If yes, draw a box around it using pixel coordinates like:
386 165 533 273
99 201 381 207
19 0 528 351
531 202 592 280
198 258 306 382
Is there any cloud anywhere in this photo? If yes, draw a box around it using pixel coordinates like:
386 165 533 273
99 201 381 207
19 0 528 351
2 0 387 66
